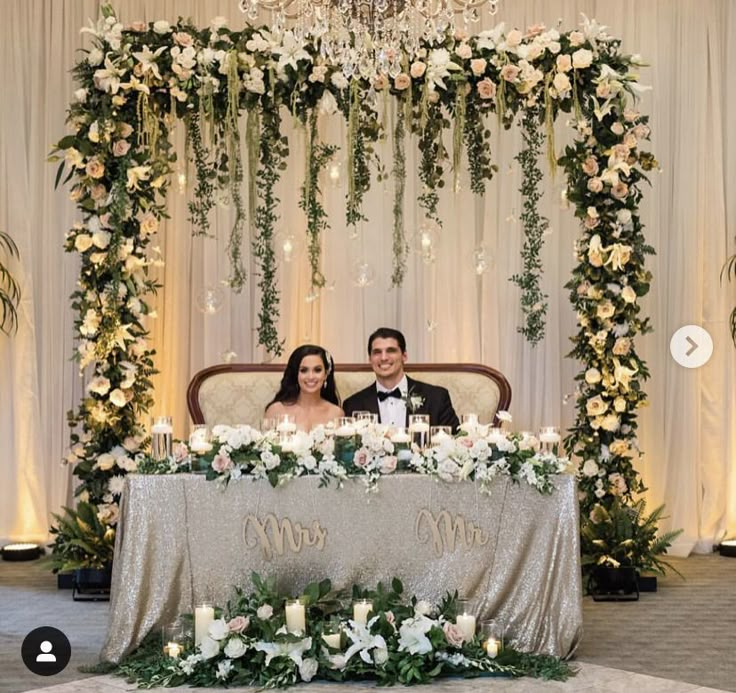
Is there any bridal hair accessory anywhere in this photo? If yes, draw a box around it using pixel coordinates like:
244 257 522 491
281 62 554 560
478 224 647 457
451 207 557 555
324 349 334 376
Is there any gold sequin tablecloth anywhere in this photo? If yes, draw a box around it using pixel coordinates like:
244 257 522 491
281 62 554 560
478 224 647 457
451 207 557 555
100 474 582 662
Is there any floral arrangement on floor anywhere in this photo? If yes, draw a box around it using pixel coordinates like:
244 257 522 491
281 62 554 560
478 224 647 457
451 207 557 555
136 419 571 497
115 574 574 688
49 4 661 576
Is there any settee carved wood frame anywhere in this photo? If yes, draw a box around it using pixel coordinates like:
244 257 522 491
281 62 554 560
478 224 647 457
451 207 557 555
187 363 512 425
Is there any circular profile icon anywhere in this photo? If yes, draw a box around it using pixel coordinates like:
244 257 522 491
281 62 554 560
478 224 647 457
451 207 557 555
21 626 71 676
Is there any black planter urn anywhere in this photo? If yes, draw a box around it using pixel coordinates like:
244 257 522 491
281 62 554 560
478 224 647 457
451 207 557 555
73 566 112 601
589 565 640 601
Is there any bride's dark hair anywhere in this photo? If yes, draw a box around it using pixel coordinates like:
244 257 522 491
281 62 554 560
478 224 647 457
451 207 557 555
266 345 340 408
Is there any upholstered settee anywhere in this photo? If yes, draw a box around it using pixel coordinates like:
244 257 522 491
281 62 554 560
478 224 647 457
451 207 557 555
187 363 511 428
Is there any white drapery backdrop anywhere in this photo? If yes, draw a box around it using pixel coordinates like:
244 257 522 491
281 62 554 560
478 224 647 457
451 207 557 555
0 0 734 555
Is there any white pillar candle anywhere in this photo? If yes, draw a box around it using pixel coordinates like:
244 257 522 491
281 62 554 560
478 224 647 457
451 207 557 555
409 422 430 433
321 632 341 648
194 605 215 646
484 638 499 658
335 425 356 436
285 600 306 633
353 600 373 625
151 423 173 434
277 421 297 433
539 432 561 444
456 613 476 641
390 432 410 444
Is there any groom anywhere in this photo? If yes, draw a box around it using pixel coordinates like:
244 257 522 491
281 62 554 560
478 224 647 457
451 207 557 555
343 327 459 431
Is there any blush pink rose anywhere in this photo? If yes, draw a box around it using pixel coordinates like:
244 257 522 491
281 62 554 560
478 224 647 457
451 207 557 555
228 615 250 633
118 123 134 138
500 64 520 82
611 182 629 199
459 437 474 448
410 61 426 79
353 449 369 468
373 74 388 91
91 184 107 201
394 73 411 90
581 156 599 176
443 622 466 647
212 452 233 473
128 21 147 32
85 159 105 179
470 58 487 76
380 455 397 474
477 78 496 100
525 23 546 38
587 177 603 193
556 54 572 72
455 43 472 60
113 140 131 157
385 610 395 626
569 31 585 47
173 32 194 47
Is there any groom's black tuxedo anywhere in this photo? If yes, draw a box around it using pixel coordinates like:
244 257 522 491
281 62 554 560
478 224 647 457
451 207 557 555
343 376 460 431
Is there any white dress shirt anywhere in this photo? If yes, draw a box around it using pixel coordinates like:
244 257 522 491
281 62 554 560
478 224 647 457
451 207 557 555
376 375 408 428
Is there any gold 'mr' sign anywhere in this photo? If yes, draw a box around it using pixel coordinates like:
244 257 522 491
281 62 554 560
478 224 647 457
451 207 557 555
415 509 489 557
242 514 327 560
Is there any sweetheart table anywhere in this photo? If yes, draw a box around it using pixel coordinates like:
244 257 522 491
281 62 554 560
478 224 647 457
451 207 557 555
100 473 583 662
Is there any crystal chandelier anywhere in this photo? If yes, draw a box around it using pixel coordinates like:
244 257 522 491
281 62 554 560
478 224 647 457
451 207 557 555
238 0 501 79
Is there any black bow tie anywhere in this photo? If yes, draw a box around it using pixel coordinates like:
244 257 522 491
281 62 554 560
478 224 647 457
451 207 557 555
377 387 402 402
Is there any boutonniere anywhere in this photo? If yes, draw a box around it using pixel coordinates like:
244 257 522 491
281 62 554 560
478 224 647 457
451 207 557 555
404 388 425 413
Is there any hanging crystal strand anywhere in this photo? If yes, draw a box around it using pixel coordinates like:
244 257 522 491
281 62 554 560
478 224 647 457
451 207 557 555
489 0 500 16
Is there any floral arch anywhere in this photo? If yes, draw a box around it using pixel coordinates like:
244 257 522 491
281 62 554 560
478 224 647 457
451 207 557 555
51 6 658 567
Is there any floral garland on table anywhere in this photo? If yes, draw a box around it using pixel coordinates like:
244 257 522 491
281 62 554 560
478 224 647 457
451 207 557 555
51 6 661 571
115 574 574 688
138 420 571 498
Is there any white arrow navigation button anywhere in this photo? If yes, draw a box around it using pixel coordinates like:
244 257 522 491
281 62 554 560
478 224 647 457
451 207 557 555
670 325 713 368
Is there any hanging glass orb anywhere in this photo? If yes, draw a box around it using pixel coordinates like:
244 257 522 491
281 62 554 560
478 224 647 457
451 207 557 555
221 349 237 364
327 160 342 188
280 235 297 262
351 260 375 288
414 221 439 264
195 285 225 315
473 245 491 275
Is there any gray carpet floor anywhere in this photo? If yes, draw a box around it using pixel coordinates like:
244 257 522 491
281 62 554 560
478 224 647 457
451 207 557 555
0 554 734 692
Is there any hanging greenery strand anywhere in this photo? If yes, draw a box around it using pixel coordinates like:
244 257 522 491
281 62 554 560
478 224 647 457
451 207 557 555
253 108 286 357
391 106 408 287
511 107 550 345
300 109 337 290
186 113 217 237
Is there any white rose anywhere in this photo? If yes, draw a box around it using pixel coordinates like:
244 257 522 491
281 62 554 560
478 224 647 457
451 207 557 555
153 20 171 34
585 368 601 384
299 657 319 682
552 71 571 96
582 459 599 477
208 618 229 641
257 604 273 620
88 375 111 395
92 229 111 249
96 453 116 471
224 637 247 658
617 209 632 225
74 234 93 252
109 388 127 407
373 646 389 665
621 286 637 303
199 635 220 660
572 48 593 69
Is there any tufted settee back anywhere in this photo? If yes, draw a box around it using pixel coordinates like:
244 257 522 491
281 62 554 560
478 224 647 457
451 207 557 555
187 364 511 428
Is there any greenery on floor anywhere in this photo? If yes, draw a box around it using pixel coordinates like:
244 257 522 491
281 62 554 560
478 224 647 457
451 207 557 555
113 575 574 689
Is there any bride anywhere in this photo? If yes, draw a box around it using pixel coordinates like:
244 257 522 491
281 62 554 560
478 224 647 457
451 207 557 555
264 345 343 431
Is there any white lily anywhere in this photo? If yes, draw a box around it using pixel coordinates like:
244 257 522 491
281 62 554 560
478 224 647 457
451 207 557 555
254 636 312 667
272 31 311 72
